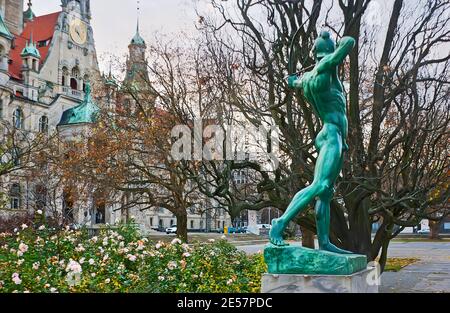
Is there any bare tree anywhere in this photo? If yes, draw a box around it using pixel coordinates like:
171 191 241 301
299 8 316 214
195 0 449 270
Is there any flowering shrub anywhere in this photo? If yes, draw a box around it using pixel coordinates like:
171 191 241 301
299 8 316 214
0 219 266 293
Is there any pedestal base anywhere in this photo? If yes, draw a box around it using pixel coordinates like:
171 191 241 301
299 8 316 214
261 267 379 293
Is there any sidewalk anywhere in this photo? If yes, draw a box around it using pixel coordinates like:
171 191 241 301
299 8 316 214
380 241 450 293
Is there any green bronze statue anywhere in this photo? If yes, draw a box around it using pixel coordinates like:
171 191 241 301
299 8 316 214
269 31 356 254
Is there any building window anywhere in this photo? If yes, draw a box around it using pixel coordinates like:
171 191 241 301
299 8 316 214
10 183 21 209
170 219 174 227
62 66 69 86
159 219 163 228
0 99 3 118
71 66 80 78
190 220 194 229
150 217 153 226
38 40 49 47
217 221 221 229
62 190 74 222
83 74 89 92
12 148 20 166
70 78 78 90
71 67 80 90
13 108 24 129
39 116 48 133
34 184 47 212
200 220 204 229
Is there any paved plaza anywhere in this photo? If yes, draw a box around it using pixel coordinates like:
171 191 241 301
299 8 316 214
236 240 450 293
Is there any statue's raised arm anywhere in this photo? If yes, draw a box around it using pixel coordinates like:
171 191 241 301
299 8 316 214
315 35 355 73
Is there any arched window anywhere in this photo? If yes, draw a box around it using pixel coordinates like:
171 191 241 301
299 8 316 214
70 78 78 90
62 66 69 86
70 67 80 90
71 66 80 78
83 74 89 92
10 183 21 209
13 108 24 129
39 116 48 133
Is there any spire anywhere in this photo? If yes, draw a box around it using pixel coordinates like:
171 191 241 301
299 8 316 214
23 0 36 22
131 1 145 46
136 1 140 35
21 32 41 59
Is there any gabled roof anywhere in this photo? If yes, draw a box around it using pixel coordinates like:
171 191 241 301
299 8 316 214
9 11 61 80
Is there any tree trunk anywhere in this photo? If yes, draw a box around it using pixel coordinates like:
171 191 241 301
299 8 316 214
176 212 188 242
429 220 441 240
301 226 315 249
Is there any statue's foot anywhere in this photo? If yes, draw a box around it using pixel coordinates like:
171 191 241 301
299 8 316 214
269 218 288 246
320 242 354 254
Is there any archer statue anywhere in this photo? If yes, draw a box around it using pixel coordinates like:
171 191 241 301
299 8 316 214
269 31 356 254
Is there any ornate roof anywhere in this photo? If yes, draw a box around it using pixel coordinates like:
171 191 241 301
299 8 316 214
130 21 145 46
58 83 100 126
23 1 36 21
0 13 13 40
9 11 61 80
21 36 41 59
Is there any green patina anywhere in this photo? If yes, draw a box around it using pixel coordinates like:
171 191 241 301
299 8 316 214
23 1 35 21
0 14 13 40
264 244 367 275
264 31 365 275
21 36 41 59
23 8 35 22
58 82 99 126
131 22 145 46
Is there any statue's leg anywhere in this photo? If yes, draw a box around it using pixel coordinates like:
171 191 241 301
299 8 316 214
270 185 317 246
314 124 353 253
315 198 353 254
269 123 346 247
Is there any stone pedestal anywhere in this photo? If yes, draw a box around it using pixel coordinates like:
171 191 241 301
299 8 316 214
261 267 379 293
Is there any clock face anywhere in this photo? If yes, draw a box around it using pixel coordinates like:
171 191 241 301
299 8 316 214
69 18 87 45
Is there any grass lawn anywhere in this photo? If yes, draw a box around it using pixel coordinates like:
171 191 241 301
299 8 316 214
383 257 420 272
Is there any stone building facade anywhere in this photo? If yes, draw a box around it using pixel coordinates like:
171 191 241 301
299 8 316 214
0 0 231 234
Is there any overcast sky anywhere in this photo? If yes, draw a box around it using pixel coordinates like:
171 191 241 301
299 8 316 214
30 0 208 74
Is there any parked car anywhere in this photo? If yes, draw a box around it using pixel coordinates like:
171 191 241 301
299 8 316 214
226 226 247 234
166 225 177 234
417 228 430 234
257 224 272 230
152 226 166 232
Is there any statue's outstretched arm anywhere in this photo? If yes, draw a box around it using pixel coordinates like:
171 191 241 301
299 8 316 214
316 36 355 73
287 75 303 90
